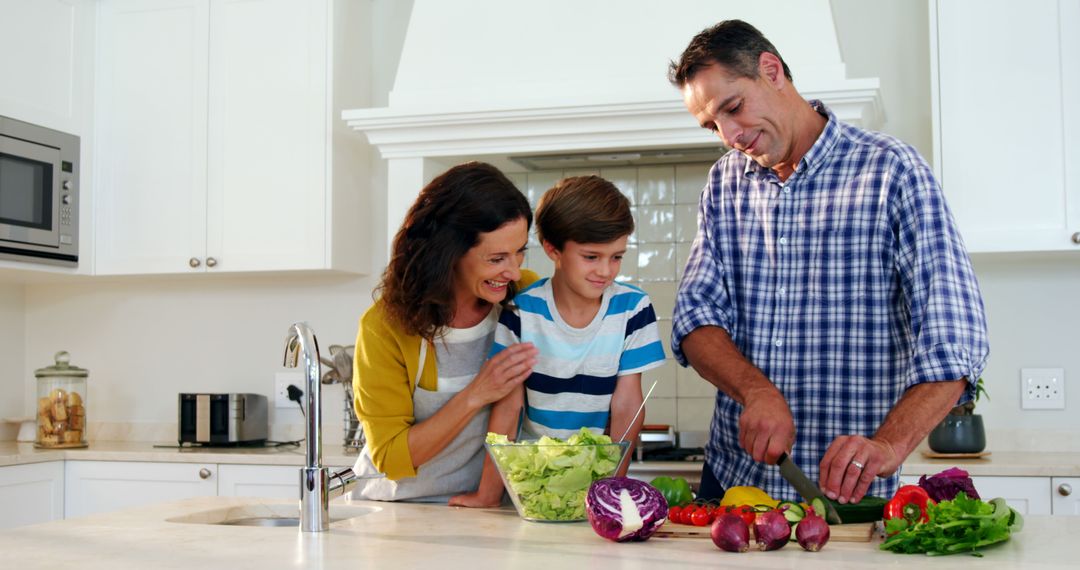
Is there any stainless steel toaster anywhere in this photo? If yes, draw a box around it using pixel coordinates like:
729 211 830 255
178 393 268 445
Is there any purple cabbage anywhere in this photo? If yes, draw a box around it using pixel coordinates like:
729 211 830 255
586 477 668 542
918 467 981 501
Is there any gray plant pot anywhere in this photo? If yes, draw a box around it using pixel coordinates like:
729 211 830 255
928 414 986 454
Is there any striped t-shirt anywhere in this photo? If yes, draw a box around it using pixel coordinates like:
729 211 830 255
491 278 666 439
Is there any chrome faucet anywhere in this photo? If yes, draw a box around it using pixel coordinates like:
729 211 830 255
284 322 359 532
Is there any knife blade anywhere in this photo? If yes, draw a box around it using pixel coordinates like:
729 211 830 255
776 452 842 524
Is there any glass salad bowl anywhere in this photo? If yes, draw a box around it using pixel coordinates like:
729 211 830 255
485 430 630 522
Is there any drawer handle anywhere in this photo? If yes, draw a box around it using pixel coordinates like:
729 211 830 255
1072 232 1080 245
199 468 212 480
206 257 218 268
1060 483 1073 497
189 257 202 268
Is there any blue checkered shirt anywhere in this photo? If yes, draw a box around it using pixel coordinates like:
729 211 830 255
671 101 989 502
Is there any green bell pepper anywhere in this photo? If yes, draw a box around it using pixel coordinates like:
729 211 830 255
650 476 694 507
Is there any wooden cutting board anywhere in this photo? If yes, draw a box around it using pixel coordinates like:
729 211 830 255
654 521 878 542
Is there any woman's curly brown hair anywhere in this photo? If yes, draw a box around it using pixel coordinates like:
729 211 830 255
376 162 532 341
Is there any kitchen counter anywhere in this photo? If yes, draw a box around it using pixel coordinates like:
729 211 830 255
0 495 1072 569
4 441 1079 476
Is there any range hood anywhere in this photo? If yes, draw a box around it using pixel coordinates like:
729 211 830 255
345 0 882 245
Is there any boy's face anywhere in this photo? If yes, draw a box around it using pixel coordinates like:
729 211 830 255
544 236 628 302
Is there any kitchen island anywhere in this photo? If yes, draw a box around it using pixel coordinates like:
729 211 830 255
0 495 1072 569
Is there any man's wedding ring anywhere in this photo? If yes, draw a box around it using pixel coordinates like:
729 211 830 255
850 459 865 470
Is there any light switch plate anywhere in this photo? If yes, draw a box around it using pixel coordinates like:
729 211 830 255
1020 368 1065 410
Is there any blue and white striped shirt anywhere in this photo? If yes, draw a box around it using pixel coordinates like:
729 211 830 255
493 278 666 439
671 101 989 502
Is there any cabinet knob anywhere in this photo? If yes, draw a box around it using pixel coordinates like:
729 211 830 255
1060 483 1073 497
189 257 202 268
199 468 212 480
206 257 218 268
1072 232 1080 245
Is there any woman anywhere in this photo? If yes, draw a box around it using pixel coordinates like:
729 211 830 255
352 161 539 502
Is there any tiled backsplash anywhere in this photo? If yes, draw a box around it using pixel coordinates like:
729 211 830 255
506 162 717 434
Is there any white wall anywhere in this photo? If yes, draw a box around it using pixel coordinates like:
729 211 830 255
0 284 25 439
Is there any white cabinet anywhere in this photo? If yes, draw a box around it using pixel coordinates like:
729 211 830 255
1052 477 1080 516
64 460 216 518
0 462 65 529
930 0 1080 252
93 0 369 275
0 0 95 135
217 464 298 499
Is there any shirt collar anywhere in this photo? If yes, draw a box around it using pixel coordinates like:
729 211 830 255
740 99 839 183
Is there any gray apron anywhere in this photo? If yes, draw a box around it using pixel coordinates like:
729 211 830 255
352 340 490 502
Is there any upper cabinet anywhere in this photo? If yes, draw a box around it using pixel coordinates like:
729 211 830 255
93 0 370 275
931 0 1080 253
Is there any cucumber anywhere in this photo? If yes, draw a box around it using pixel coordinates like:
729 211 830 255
829 496 887 523
777 501 805 523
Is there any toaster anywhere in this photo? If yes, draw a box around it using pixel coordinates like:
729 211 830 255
178 393 268 446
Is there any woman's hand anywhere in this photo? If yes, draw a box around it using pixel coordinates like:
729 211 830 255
465 342 537 408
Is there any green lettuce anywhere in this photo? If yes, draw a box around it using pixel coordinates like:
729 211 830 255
486 428 624 521
880 493 1023 556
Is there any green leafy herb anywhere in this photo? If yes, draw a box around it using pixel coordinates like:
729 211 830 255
880 493 1023 556
486 428 623 521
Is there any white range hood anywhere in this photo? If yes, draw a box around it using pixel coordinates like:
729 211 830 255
345 0 882 245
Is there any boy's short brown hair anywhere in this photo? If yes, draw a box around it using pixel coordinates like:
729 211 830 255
535 175 634 250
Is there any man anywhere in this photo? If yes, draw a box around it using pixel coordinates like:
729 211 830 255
668 20 989 504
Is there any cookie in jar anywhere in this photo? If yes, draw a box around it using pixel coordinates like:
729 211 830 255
35 351 88 449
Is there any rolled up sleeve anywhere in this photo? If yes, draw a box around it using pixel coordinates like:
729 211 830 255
893 158 990 402
671 185 735 366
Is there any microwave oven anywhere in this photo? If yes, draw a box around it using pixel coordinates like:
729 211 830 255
0 115 79 266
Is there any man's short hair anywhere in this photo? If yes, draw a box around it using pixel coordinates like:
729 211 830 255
668 19 793 88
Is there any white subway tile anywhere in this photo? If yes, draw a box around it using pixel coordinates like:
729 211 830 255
637 165 675 205
601 167 638 206
644 397 677 427
677 398 716 432
675 204 698 243
675 163 711 204
637 244 677 281
643 359 677 398
635 206 676 243
677 365 718 398
642 282 677 320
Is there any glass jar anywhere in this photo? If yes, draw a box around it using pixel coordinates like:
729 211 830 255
35 351 88 449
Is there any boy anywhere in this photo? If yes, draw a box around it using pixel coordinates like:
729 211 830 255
449 175 667 507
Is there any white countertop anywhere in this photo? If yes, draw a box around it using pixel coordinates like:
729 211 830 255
3 441 1078 477
0 495 1071 569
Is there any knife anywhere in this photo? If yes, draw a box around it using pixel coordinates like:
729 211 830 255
776 452 842 524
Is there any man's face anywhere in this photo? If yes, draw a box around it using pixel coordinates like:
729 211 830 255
681 59 792 170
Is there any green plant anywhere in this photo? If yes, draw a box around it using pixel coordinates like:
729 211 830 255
950 377 988 416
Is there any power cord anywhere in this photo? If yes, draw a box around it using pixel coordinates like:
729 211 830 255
287 384 305 419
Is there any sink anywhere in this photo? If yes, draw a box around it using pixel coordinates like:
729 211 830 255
166 503 379 527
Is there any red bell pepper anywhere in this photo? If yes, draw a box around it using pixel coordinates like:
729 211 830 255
885 485 935 525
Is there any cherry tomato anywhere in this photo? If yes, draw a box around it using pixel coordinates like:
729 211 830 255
669 506 683 524
690 508 711 526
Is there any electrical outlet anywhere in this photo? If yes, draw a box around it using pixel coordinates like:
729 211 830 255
1020 368 1065 410
274 371 304 409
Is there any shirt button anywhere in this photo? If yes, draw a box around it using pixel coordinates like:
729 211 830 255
778 287 786 296
774 339 784 347
778 236 788 245
782 186 791 194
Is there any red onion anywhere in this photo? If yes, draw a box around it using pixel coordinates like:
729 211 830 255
710 513 751 552
753 510 790 551
795 511 831 551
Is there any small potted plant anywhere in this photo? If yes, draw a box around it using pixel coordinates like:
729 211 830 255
928 377 988 454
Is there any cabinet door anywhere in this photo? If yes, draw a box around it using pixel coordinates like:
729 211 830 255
205 0 328 271
0 462 64 529
94 0 210 274
64 460 216 518
1052 477 1080 515
217 464 298 499
970 476 1052 515
933 0 1080 252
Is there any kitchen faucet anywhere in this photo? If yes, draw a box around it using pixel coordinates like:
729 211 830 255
284 322 359 532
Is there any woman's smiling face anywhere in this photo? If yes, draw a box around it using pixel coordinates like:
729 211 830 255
452 216 529 309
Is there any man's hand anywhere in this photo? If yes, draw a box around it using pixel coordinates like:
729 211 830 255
818 435 899 504
738 387 795 465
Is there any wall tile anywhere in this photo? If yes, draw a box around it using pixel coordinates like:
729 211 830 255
676 242 693 280
675 204 697 243
677 397 716 432
635 206 675 243
644 397 677 427
525 248 554 279
601 167 637 206
525 171 561 208
675 163 710 205
642 282 676 320
617 244 638 282
657 319 673 351
677 364 717 398
637 244 676 281
643 359 677 398
637 165 675 205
